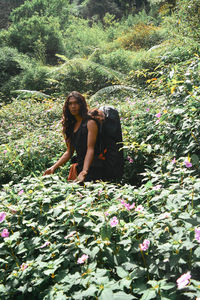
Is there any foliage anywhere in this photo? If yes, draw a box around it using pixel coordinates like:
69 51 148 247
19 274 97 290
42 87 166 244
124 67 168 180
4 15 65 64
0 46 50 102
0 47 24 99
115 23 164 51
0 98 66 185
0 173 199 299
47 56 127 95
10 0 71 27
174 0 200 41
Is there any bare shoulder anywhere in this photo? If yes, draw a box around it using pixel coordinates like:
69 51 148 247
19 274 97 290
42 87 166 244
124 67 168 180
87 119 98 129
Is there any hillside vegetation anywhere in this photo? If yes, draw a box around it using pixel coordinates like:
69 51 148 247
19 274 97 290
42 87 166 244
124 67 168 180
0 0 200 299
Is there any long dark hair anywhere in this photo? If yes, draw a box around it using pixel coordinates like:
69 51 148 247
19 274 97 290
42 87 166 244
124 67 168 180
62 91 88 142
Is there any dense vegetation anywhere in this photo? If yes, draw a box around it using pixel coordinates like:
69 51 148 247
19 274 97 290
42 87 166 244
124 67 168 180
0 0 200 299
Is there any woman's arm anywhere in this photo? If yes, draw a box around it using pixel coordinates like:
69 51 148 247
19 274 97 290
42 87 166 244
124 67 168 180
77 119 98 182
43 142 74 175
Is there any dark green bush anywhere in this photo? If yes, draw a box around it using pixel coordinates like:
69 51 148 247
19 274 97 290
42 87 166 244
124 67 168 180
5 15 64 64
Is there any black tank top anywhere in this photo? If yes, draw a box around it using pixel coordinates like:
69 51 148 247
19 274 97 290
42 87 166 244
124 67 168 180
70 119 102 172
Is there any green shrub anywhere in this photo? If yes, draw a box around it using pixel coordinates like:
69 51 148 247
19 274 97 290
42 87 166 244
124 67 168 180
99 49 133 73
5 15 64 64
0 47 24 99
49 57 126 95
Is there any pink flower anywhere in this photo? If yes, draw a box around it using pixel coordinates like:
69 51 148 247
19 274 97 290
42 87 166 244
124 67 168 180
1 229 9 238
77 254 88 264
153 185 162 190
40 241 50 248
18 190 24 195
195 227 200 243
110 216 119 227
98 190 103 196
146 108 150 112
120 199 125 205
0 212 6 223
177 271 191 289
127 156 133 163
156 112 161 118
3 150 7 154
20 263 28 271
184 159 192 168
172 157 176 164
155 119 160 125
124 203 135 210
104 211 110 216
140 239 150 251
135 205 144 212
64 231 76 239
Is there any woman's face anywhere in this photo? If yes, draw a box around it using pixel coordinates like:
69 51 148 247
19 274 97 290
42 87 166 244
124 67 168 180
68 96 81 117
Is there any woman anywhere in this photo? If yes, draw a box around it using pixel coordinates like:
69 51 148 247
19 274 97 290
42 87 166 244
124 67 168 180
43 91 103 182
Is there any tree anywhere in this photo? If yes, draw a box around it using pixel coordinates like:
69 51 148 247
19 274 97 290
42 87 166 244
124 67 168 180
10 0 71 27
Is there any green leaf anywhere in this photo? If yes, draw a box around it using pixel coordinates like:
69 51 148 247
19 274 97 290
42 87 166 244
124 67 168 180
161 283 175 290
116 266 128 278
113 291 137 299
100 289 114 300
140 289 157 300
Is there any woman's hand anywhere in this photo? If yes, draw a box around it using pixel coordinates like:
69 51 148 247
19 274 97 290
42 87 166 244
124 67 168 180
43 166 55 176
76 170 87 182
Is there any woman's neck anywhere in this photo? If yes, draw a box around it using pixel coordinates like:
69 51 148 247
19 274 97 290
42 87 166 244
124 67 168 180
75 115 82 122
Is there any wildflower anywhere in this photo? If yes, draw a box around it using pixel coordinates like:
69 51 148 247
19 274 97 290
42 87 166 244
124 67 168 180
195 227 200 243
140 239 150 251
40 241 50 248
155 119 160 125
156 112 161 118
0 212 6 223
1 229 9 238
18 190 24 195
110 216 119 227
98 190 103 196
64 231 76 239
77 254 88 264
146 108 150 112
127 156 133 163
104 212 110 216
172 157 176 164
20 263 28 271
3 150 7 154
184 159 192 168
135 205 144 212
177 271 191 289
120 199 125 205
124 203 135 210
153 185 162 190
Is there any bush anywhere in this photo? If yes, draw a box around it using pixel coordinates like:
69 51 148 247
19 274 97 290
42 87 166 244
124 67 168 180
5 15 65 64
0 46 50 102
115 23 165 51
99 49 133 73
49 58 126 96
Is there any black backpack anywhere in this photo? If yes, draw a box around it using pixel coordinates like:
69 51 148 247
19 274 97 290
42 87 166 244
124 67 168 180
98 106 124 181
